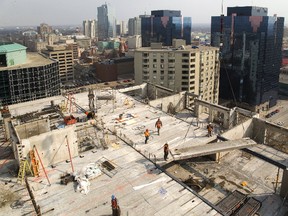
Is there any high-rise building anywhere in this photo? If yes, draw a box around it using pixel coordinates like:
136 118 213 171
37 23 53 41
128 17 141 36
127 35 142 49
134 40 220 104
141 10 192 47
97 3 116 40
83 19 97 39
211 6 284 112
0 43 60 105
42 45 74 83
116 21 126 36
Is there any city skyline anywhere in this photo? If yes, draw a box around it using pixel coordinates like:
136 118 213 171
0 0 287 27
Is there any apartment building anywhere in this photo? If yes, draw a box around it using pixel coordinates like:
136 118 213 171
134 40 220 104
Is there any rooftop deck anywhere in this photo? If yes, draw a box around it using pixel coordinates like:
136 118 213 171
1 89 288 215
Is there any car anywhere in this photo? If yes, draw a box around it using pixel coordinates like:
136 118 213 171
265 113 272 118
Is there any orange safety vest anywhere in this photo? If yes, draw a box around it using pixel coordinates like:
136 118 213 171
144 131 149 137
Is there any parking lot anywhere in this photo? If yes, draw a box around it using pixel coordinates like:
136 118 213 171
262 96 288 127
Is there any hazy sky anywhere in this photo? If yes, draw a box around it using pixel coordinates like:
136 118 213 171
0 0 287 27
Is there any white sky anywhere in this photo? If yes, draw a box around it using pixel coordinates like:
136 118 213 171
0 0 287 27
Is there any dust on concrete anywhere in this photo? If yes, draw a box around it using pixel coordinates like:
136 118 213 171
0 184 20 208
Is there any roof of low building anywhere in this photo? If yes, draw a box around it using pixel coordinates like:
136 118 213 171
0 42 27 54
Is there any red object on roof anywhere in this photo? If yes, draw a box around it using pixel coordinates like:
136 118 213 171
282 58 288 66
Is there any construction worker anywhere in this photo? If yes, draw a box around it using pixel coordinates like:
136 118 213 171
155 118 163 135
111 195 121 216
144 129 150 144
163 143 169 161
207 122 214 137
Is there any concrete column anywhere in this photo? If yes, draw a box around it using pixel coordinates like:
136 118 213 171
208 107 213 122
223 112 229 129
3 113 11 140
195 102 200 118
280 169 288 198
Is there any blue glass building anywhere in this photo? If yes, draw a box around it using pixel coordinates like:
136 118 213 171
141 10 191 47
211 6 284 111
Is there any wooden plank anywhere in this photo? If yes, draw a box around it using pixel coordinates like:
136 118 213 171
184 202 214 216
154 191 194 216
182 197 203 215
202 188 226 205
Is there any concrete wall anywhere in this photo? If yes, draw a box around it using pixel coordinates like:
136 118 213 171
6 49 26 66
14 119 50 139
251 118 267 144
21 126 78 167
252 118 288 144
221 118 254 140
119 83 146 98
149 92 185 112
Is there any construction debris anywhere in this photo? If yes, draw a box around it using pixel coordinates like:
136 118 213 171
73 163 102 195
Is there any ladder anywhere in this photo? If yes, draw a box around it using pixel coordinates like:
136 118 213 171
30 150 39 177
17 159 33 185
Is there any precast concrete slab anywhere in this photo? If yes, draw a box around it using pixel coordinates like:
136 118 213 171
172 138 257 161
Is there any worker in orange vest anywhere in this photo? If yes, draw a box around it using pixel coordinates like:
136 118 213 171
155 118 163 135
144 129 150 144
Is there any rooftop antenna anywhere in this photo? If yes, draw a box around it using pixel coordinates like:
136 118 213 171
221 0 224 15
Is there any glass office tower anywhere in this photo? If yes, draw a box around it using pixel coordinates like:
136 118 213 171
97 3 116 40
211 6 284 111
141 10 191 47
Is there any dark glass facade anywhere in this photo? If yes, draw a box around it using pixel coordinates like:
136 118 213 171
0 61 61 105
141 10 191 47
211 6 284 109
